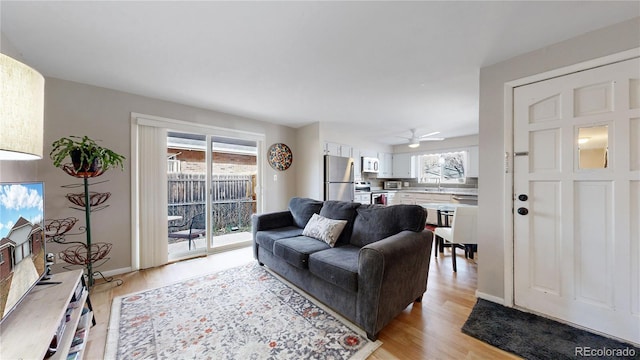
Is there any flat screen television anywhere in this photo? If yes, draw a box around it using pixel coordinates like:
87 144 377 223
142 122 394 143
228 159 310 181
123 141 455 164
0 182 46 323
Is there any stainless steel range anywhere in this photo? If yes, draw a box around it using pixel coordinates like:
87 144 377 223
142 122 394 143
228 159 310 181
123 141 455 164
354 181 371 204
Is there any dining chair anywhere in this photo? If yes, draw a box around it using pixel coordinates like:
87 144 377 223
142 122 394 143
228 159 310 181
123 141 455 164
168 212 206 250
433 206 477 272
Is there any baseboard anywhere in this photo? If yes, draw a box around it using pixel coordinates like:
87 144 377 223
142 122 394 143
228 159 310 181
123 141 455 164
98 266 132 278
475 291 505 305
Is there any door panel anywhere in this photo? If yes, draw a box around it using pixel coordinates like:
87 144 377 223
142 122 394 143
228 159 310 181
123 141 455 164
514 57 640 344
632 180 640 316
574 181 613 308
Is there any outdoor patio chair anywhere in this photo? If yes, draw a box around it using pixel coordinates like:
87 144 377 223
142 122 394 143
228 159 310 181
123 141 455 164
169 212 206 250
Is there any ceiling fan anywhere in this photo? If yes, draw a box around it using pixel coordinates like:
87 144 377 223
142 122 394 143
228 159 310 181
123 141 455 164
401 129 445 148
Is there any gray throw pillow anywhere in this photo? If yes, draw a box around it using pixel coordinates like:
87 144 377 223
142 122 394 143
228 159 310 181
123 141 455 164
350 204 427 247
319 200 361 246
288 197 324 228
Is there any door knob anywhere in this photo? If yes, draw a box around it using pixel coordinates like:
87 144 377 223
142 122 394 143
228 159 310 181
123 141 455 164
518 194 528 201
517 207 529 215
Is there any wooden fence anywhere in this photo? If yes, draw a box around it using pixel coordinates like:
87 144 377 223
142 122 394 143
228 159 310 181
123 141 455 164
168 173 256 234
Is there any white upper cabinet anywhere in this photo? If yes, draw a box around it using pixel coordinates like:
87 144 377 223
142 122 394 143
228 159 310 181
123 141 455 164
377 152 393 178
324 142 352 158
392 153 416 178
352 147 361 180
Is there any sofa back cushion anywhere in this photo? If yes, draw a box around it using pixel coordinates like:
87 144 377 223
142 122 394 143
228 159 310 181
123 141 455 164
319 201 361 246
350 204 427 247
288 197 324 228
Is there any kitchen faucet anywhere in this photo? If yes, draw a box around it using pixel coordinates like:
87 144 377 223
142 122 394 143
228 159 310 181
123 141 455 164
435 178 441 191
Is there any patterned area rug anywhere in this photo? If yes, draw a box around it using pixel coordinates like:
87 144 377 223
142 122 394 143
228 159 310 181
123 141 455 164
105 263 381 359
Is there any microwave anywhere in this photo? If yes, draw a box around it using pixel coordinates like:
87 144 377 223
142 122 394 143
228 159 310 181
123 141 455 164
361 157 379 173
384 181 402 190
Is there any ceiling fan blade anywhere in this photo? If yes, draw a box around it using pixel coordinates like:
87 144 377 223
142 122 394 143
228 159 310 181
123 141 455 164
418 131 441 138
422 137 445 141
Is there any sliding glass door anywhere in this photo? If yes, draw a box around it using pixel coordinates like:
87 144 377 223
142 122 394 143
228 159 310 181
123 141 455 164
131 113 264 269
166 131 209 260
210 136 257 252
165 132 258 261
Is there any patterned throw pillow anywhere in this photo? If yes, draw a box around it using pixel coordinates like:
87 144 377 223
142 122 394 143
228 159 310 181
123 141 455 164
302 213 348 247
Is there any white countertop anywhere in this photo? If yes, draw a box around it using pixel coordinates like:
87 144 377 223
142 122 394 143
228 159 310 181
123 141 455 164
385 188 478 196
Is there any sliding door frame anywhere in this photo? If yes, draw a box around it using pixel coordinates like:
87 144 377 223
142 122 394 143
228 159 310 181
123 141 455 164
130 112 265 270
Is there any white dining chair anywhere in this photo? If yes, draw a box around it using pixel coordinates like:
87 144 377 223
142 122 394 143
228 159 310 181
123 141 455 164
433 206 477 272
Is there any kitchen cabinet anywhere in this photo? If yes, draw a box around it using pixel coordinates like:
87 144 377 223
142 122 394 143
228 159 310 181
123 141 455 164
352 147 361 180
377 152 393 178
324 142 352 158
466 146 479 177
392 191 453 224
392 153 416 178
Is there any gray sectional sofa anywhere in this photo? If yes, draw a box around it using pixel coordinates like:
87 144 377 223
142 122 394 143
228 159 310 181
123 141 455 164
251 197 434 340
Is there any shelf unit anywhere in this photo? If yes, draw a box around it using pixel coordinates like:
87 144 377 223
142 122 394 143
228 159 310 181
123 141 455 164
0 270 94 360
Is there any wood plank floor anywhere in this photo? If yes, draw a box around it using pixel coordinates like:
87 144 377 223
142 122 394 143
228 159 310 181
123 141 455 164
84 246 519 359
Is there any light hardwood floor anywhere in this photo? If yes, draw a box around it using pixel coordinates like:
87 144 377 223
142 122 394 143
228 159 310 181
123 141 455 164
84 246 519 359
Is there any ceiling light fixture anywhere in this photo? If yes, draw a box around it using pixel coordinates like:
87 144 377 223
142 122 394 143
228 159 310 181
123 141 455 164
0 53 45 160
404 129 444 148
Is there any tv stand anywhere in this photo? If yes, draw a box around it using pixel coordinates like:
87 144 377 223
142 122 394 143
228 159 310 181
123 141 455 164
0 270 94 360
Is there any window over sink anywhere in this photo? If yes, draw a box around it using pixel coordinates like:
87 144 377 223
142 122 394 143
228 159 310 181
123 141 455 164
417 151 467 184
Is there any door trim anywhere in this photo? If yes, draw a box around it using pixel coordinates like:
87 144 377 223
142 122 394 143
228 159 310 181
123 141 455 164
130 112 266 270
502 47 640 308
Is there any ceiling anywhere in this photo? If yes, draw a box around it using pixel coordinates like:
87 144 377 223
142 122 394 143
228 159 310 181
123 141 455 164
1 1 638 145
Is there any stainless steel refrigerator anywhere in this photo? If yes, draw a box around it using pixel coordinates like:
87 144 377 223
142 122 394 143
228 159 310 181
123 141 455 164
324 155 355 201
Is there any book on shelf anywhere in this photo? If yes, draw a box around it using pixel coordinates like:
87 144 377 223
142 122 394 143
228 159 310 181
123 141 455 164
71 281 84 302
77 307 92 330
68 328 88 353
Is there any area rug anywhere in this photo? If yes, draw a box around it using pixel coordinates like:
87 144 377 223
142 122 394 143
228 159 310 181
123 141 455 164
462 299 640 360
105 263 381 359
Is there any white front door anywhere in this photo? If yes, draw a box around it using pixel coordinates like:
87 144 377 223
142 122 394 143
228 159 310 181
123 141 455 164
513 57 640 344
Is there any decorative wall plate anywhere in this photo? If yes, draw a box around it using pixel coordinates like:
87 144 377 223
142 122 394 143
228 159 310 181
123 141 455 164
267 143 293 171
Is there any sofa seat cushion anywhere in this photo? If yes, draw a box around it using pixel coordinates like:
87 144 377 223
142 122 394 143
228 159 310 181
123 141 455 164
256 226 304 252
273 236 331 269
309 245 360 293
350 204 427 247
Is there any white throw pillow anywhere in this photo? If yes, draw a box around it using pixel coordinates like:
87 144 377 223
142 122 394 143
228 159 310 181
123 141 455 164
302 213 348 247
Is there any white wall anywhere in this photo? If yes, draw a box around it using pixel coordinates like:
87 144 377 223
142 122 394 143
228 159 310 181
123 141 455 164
35 77 297 274
295 123 322 200
319 122 394 155
477 17 640 301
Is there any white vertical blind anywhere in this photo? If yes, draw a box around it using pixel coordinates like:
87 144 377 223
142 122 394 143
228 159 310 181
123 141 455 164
137 125 168 268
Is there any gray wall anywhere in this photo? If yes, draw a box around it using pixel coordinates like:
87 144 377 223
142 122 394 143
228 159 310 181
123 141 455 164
1 71 298 274
477 17 640 300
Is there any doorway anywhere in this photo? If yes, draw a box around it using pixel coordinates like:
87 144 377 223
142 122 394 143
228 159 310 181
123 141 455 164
512 57 639 344
131 113 264 269
166 132 258 261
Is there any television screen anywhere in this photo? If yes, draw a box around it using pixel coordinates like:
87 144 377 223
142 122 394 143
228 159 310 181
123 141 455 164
0 182 46 323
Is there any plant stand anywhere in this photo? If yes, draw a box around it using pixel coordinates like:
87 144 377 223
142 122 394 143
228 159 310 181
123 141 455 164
45 165 122 287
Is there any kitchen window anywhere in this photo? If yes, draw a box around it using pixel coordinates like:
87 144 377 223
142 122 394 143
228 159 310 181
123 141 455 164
417 151 467 184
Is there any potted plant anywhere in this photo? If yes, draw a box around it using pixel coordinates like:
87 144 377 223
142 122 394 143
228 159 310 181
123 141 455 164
50 135 126 173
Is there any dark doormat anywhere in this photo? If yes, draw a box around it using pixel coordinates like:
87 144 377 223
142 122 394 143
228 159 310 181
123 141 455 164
462 299 639 360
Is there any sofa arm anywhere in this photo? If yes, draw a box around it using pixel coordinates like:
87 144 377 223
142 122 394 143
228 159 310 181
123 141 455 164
251 210 294 234
356 229 433 340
